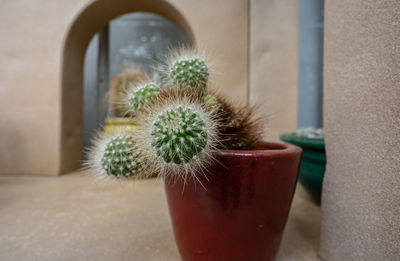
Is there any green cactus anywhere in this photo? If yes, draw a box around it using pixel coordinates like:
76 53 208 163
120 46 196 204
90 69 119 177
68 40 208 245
204 93 220 112
150 106 208 164
126 82 159 112
86 47 264 182
170 58 209 91
101 135 144 177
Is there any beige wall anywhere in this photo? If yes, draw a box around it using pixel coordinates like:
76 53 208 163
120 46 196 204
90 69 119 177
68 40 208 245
0 0 69 175
250 0 299 141
321 0 400 260
0 0 298 175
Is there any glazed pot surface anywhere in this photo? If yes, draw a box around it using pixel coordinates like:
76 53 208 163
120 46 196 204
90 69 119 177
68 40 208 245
165 142 302 261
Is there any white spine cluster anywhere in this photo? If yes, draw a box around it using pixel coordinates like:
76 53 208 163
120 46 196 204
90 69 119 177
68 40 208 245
163 47 213 94
132 88 220 182
121 80 160 115
151 106 208 165
85 131 148 181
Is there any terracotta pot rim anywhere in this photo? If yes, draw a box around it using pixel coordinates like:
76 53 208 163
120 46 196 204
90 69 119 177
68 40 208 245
214 141 302 159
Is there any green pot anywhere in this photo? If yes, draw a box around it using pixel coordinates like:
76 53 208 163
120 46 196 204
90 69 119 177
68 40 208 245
280 133 326 203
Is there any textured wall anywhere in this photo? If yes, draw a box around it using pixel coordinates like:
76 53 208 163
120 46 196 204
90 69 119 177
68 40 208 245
321 0 400 260
250 0 299 141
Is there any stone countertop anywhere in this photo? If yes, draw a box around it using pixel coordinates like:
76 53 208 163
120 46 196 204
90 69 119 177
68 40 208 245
0 171 321 261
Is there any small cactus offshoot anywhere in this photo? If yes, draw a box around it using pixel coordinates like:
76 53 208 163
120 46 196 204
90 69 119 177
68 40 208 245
87 132 147 179
170 58 209 89
124 81 160 114
204 93 221 113
165 48 210 94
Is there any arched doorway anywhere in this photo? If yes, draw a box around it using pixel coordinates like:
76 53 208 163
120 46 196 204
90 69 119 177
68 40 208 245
83 12 192 154
61 0 194 173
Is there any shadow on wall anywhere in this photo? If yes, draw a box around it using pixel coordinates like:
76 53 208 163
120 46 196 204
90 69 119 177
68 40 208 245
60 0 195 173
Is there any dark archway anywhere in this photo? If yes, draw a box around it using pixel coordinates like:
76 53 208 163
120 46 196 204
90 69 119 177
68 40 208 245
61 0 195 173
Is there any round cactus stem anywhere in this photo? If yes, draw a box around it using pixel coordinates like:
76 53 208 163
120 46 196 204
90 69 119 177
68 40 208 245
170 58 209 91
127 82 159 112
151 106 208 164
101 135 144 177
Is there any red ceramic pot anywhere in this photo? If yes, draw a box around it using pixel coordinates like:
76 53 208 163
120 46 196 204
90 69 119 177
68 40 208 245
165 142 302 261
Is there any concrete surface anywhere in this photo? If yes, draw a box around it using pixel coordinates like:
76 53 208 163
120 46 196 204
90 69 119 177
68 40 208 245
250 0 299 142
0 171 320 261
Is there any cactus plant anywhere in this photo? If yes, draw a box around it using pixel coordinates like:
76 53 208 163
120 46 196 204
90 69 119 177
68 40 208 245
87 47 263 181
87 132 147 179
123 81 160 115
165 48 210 94
132 88 219 178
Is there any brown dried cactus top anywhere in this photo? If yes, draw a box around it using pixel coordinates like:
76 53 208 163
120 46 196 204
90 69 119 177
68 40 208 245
207 91 263 150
